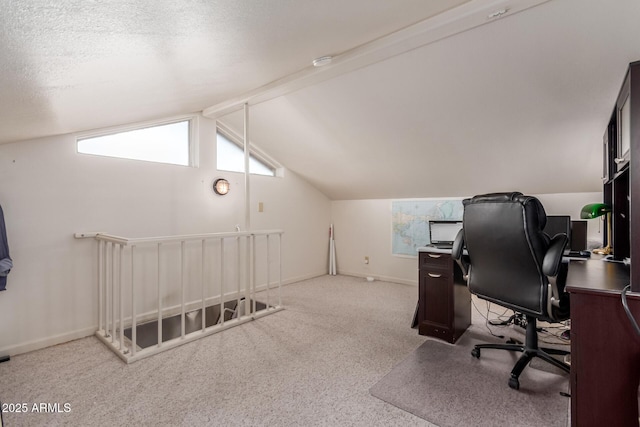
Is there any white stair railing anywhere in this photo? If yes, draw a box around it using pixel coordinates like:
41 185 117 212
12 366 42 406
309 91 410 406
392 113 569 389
91 230 283 363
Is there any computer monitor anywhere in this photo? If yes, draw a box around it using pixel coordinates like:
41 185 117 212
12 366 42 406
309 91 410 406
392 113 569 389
544 215 571 248
570 220 588 251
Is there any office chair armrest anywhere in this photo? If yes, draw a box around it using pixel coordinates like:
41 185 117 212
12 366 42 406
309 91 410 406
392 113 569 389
542 233 568 277
452 229 468 279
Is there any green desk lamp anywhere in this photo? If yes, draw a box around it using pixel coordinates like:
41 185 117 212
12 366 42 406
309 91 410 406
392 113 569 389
580 203 612 255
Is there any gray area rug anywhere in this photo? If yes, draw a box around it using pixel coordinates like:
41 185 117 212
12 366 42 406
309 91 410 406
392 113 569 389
370 330 569 427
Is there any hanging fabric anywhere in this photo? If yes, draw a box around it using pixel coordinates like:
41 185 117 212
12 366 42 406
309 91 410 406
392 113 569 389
0 204 12 291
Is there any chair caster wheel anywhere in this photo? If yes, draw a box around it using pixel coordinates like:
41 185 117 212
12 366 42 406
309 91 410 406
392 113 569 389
508 376 520 390
471 348 480 358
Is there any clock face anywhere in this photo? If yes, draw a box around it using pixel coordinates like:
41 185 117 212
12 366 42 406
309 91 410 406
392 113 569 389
213 178 230 195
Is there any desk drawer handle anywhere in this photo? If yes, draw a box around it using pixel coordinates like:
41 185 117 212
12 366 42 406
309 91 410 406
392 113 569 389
428 273 442 278
427 253 442 258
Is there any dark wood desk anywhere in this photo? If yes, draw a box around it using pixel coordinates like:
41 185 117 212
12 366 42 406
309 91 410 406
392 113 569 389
566 258 640 427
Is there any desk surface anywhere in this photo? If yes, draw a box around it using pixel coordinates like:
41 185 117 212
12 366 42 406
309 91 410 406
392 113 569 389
418 246 632 296
565 257 630 295
417 246 453 254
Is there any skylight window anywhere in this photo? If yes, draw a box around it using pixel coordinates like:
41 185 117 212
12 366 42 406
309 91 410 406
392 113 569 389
216 130 276 176
77 118 194 166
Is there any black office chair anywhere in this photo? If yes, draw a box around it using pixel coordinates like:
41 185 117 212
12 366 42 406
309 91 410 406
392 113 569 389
452 192 570 390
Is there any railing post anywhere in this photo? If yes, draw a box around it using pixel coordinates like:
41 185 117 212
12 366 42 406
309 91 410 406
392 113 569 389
220 238 225 326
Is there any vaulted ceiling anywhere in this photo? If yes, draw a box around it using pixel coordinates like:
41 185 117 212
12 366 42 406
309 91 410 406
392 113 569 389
3 0 640 200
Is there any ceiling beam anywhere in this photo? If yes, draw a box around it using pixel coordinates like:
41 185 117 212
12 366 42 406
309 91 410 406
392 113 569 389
202 0 551 119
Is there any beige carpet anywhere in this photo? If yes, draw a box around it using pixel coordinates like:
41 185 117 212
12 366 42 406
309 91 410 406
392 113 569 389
0 275 432 426
369 329 570 427
0 275 570 426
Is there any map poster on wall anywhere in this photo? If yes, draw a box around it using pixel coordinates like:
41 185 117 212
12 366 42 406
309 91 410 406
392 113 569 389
392 199 464 257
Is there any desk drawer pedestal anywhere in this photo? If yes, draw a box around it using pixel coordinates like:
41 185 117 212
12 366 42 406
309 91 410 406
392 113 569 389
417 251 471 344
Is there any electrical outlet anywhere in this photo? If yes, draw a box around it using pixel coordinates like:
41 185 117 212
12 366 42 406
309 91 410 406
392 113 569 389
364 256 369 264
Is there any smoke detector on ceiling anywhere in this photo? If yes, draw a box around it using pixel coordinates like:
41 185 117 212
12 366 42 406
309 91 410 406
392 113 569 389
312 56 333 67
487 8 509 19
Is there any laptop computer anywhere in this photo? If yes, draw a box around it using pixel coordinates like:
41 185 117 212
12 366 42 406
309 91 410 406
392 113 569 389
429 220 463 249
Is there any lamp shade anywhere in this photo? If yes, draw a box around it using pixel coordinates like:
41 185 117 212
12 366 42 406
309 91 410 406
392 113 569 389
580 203 612 219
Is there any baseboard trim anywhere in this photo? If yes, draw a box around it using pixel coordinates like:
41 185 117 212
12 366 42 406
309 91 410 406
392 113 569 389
337 270 417 286
0 326 97 358
281 271 327 285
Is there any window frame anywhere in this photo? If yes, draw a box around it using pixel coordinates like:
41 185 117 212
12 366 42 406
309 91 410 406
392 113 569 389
76 115 199 167
216 122 280 177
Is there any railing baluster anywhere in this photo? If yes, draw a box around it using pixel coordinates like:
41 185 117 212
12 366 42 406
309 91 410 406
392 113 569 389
181 240 186 339
131 245 136 356
98 240 104 333
278 233 282 307
119 244 124 351
202 239 206 332
251 234 256 315
111 243 116 343
158 243 162 348
266 235 270 311
237 237 242 318
105 242 111 339
220 238 225 326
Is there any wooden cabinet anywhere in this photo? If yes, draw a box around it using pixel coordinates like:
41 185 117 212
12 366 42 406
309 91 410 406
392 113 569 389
602 60 640 291
417 251 471 343
566 259 638 427
566 60 640 425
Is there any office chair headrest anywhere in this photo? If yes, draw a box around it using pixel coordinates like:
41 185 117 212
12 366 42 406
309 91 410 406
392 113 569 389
463 192 547 230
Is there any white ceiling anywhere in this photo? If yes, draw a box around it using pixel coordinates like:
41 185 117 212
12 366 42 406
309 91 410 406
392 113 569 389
0 0 467 143
3 0 640 200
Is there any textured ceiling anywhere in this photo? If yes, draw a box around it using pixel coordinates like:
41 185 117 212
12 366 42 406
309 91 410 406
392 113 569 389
0 0 468 144
3 0 640 201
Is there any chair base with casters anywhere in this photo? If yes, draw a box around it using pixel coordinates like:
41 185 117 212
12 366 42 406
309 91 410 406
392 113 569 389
471 313 570 390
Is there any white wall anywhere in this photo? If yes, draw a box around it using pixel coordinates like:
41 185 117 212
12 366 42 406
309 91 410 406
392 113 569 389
0 110 606 357
0 115 331 356
331 192 604 285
